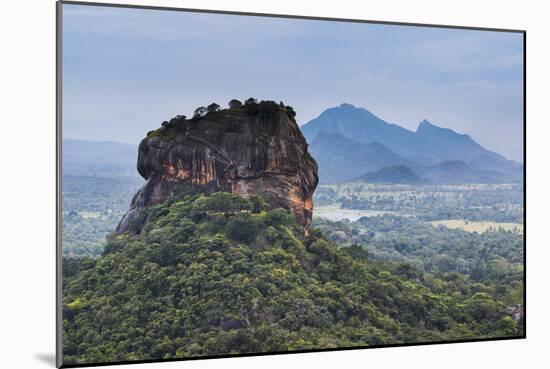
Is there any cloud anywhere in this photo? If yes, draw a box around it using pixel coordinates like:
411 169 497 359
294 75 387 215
63 4 307 42
61 3 524 161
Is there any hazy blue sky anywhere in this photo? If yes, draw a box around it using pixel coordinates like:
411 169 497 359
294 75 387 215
62 4 524 161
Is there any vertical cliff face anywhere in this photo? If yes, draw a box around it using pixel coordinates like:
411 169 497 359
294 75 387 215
116 101 318 234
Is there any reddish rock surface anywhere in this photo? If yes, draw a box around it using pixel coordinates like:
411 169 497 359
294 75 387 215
116 101 318 234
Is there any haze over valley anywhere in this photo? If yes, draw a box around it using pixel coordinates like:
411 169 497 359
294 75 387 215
62 102 523 257
61 100 524 364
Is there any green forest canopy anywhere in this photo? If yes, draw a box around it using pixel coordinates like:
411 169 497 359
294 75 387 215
63 192 522 365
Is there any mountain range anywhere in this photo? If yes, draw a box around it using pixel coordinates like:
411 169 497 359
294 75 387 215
302 103 522 184
63 103 522 185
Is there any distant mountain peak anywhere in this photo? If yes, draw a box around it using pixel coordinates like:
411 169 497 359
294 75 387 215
338 102 357 109
416 119 444 133
416 119 469 139
301 104 519 183
334 103 379 118
418 119 435 128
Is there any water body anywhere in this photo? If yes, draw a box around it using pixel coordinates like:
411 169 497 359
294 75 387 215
314 205 398 222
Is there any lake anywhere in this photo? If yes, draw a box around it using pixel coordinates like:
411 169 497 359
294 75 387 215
314 204 398 222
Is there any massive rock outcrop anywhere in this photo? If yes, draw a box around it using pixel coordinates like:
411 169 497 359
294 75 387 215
116 100 318 234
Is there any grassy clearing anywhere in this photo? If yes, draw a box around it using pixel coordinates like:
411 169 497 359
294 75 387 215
429 219 523 233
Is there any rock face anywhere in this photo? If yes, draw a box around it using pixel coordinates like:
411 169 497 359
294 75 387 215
116 101 318 234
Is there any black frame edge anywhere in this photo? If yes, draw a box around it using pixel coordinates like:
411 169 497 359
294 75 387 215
56 1 64 368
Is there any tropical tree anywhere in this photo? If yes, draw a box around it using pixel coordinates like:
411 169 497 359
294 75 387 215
193 106 207 118
285 106 296 118
207 103 220 113
228 99 243 109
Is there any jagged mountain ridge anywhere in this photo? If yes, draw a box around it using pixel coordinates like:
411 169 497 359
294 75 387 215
301 103 522 183
308 131 516 184
63 103 522 186
303 103 422 161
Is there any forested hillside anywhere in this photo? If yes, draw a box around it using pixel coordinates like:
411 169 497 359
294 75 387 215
63 193 522 365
